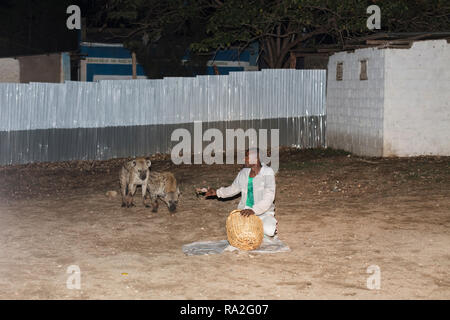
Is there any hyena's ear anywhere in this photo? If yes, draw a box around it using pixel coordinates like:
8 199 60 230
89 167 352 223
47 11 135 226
131 160 137 167
146 159 152 168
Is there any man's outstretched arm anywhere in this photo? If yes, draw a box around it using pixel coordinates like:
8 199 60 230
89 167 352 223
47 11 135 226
206 172 242 199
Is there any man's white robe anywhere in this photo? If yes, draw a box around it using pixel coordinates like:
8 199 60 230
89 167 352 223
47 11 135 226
217 164 277 236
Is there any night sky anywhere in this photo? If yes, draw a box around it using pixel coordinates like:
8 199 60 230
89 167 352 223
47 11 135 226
0 0 91 57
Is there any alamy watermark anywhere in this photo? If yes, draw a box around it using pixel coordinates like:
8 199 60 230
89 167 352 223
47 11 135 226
67 4 381 31
170 121 280 173
66 265 81 290
366 265 381 290
366 5 381 30
66 5 81 30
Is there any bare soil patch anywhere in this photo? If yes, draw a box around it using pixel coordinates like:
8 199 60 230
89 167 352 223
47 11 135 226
0 149 449 299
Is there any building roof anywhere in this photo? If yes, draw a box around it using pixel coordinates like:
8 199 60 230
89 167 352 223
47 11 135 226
291 32 450 57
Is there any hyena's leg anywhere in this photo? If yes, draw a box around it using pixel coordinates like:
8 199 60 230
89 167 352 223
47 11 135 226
150 195 159 212
126 183 137 207
141 183 150 207
120 179 128 207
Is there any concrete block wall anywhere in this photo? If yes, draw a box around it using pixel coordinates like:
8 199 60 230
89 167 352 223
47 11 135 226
383 40 450 156
0 54 65 84
326 39 450 157
326 47 385 156
0 58 20 83
17 53 62 83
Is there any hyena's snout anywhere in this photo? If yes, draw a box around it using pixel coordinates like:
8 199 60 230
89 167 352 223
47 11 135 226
168 200 177 213
139 172 147 181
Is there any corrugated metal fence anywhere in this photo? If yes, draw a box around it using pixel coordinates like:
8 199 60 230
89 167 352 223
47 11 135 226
0 69 326 165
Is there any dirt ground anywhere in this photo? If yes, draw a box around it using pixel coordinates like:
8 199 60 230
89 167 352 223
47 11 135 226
0 148 449 300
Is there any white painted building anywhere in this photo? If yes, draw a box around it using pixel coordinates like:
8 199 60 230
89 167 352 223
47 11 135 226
0 53 71 83
326 39 450 157
0 58 20 82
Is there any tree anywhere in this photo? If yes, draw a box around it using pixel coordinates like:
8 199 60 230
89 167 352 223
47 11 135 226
190 0 450 68
99 0 450 71
98 0 210 78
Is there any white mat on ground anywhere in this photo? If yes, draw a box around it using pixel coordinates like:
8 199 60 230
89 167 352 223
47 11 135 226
182 236 290 256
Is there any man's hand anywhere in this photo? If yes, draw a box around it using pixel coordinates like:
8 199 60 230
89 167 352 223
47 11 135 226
240 209 255 217
205 188 217 198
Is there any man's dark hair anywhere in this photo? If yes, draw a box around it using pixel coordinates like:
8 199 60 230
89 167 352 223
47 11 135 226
245 148 259 155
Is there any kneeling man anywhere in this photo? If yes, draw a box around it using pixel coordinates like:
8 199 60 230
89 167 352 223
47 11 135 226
205 148 277 237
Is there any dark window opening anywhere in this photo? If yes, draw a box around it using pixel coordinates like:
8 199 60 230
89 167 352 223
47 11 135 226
360 60 368 80
336 62 343 81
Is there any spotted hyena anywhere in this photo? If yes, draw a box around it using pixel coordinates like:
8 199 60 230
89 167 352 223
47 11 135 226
147 172 180 213
119 158 152 208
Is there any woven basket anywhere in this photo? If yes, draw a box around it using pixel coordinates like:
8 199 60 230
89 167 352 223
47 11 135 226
226 209 264 251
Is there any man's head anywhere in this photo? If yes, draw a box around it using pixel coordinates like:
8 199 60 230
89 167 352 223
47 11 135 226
244 148 261 169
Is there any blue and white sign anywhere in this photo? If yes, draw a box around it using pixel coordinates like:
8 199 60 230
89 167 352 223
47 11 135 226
80 42 147 81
